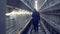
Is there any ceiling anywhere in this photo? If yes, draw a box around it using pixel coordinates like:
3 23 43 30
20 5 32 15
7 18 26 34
30 0 45 10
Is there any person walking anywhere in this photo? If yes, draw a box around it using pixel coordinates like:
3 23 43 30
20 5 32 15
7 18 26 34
32 9 40 32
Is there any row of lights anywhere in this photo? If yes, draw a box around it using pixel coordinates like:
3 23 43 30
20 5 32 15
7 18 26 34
35 0 38 10
6 9 32 16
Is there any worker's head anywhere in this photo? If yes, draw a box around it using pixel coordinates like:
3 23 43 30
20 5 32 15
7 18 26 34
34 9 39 12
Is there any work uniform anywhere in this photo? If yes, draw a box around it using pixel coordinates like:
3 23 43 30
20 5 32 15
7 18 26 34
32 10 40 32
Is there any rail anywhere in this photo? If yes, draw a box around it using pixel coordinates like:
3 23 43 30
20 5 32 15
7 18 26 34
18 17 32 34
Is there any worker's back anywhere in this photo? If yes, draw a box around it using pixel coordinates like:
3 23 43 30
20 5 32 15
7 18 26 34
32 11 40 21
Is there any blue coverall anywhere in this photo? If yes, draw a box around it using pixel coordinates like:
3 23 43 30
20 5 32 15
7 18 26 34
32 10 40 32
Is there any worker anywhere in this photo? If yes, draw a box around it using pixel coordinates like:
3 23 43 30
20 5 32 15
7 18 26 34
32 9 40 32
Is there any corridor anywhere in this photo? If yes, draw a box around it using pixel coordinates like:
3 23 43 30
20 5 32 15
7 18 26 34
0 0 60 34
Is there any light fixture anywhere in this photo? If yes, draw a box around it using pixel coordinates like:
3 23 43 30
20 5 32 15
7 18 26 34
35 0 38 10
